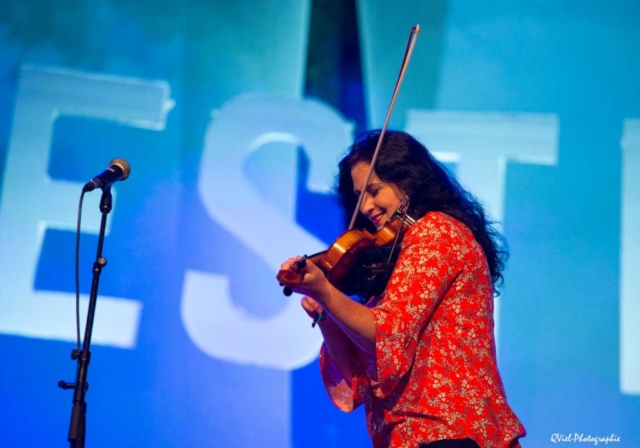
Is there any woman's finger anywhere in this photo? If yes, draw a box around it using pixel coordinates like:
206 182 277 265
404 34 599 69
280 256 302 271
301 296 323 314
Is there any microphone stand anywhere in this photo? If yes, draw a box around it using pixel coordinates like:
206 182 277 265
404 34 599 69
59 186 113 448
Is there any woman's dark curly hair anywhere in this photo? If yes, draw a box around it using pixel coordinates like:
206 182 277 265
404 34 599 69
336 129 508 290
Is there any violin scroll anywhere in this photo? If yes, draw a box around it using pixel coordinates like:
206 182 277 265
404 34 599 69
279 255 308 296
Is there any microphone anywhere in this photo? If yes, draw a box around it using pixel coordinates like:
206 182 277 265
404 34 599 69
82 159 131 192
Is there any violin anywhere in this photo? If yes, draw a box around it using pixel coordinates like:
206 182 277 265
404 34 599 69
276 197 415 295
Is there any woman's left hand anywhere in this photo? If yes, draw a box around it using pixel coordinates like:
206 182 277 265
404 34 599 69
280 256 332 303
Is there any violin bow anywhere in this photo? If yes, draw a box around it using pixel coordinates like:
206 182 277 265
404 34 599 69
348 24 420 230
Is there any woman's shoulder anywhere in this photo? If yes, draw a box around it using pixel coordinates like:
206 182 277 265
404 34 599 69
403 211 474 246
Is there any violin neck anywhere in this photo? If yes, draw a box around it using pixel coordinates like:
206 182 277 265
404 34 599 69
307 251 327 264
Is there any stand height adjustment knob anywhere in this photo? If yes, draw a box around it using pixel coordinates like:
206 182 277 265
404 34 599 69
58 381 75 390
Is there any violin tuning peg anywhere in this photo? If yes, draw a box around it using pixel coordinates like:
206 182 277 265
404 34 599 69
283 287 293 297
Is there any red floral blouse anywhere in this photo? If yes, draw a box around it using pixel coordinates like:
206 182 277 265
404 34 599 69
320 212 526 448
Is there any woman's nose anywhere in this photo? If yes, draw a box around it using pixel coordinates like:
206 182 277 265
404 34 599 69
360 194 374 215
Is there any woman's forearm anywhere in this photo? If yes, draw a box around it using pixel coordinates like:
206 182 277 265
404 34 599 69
282 257 377 359
318 284 377 357
318 317 356 380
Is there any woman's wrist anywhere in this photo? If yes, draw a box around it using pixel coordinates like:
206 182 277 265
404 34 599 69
315 280 338 309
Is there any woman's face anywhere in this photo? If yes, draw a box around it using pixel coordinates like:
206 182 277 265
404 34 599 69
351 162 405 230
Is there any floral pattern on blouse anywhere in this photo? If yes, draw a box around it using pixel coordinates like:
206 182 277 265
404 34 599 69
320 212 526 448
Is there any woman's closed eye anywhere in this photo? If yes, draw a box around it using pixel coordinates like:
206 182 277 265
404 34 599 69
354 187 380 198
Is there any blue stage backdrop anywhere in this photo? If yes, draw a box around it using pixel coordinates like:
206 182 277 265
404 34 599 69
0 0 639 446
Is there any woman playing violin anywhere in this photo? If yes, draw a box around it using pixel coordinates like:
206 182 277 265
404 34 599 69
280 130 526 448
